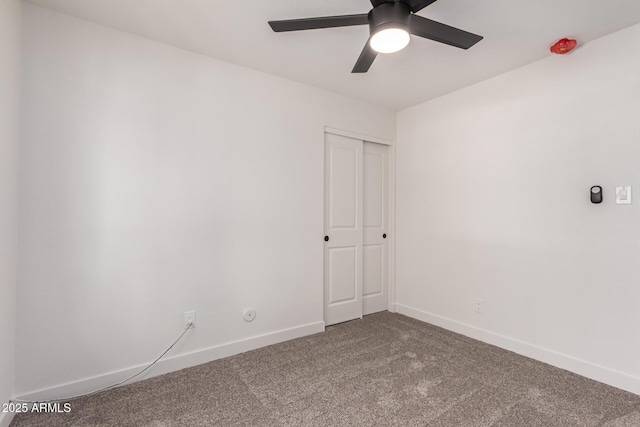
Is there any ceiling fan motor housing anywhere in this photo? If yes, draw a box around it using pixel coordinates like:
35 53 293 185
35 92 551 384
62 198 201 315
368 2 412 36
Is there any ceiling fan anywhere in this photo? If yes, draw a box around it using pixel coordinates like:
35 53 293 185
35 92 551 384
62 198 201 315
268 0 483 73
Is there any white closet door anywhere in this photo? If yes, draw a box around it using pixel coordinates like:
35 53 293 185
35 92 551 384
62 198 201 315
363 142 388 315
324 133 363 326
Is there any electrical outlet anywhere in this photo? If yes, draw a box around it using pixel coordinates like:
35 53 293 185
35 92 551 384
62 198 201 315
184 311 196 329
474 298 484 314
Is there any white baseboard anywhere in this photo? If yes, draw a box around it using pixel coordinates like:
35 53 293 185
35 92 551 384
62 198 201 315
396 303 640 396
0 412 15 427
17 321 325 402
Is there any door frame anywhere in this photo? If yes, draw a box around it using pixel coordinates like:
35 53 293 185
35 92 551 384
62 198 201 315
324 126 397 313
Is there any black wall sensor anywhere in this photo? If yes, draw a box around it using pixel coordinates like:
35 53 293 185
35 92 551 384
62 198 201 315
590 186 602 204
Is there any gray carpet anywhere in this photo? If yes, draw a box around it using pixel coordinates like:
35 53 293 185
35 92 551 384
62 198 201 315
12 312 640 426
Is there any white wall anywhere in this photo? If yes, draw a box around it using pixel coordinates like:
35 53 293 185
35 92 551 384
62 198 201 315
17 4 395 398
323 92 396 142
0 0 21 424
397 24 640 394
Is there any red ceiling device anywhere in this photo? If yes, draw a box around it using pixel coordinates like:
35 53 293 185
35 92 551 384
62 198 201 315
550 38 577 54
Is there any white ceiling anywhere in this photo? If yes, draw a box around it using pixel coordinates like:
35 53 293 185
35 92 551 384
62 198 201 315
25 0 640 110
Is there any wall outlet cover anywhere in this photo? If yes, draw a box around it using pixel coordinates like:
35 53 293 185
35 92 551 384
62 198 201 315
615 186 632 205
474 298 484 314
184 311 196 328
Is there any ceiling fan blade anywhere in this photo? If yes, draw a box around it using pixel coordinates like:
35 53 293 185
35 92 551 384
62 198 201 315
400 0 438 13
409 15 483 49
269 14 369 32
352 40 378 73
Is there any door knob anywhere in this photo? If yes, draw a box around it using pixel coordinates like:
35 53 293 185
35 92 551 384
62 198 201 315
383 233 387 239
324 236 329 242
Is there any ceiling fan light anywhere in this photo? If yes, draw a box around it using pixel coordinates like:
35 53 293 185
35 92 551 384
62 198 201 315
370 28 410 54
